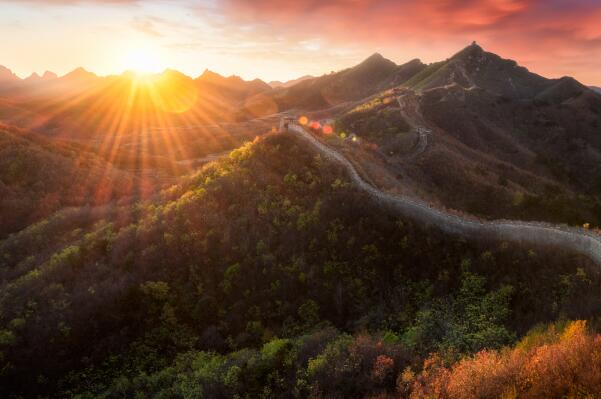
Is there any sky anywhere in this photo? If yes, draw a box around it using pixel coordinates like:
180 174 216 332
1 0 601 85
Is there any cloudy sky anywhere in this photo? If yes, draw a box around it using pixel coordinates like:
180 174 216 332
2 0 601 85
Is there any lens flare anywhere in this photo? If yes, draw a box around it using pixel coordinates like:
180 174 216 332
323 125 333 134
299 116 309 125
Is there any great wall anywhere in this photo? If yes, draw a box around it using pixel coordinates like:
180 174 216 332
282 119 601 266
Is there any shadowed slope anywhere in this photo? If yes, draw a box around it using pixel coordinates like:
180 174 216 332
335 44 601 227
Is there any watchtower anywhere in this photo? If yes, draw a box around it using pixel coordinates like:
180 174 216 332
279 116 296 132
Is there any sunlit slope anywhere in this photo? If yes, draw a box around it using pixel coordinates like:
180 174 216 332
0 69 275 139
0 124 148 238
0 69 280 177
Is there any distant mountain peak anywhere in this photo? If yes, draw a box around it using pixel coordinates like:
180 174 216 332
462 40 484 55
196 69 270 96
366 52 384 60
406 58 423 65
229 74 245 81
269 75 314 88
25 72 42 81
0 65 20 82
469 40 483 50
451 41 486 62
161 68 190 80
354 52 397 73
197 69 266 88
199 68 220 77
42 71 57 80
198 69 239 83
359 52 391 66
64 67 96 80
197 69 227 82
25 71 57 81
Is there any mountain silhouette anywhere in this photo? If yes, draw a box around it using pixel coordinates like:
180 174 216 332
269 75 314 88
0 65 20 84
267 53 425 110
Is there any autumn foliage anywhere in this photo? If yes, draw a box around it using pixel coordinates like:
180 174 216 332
409 320 601 398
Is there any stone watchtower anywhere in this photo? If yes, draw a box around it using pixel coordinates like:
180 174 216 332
279 117 296 132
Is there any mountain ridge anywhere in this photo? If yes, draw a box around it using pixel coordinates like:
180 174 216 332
2 45 600 95
264 52 426 111
0 65 20 83
269 74 314 88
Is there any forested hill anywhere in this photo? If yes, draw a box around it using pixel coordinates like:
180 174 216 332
0 124 141 239
1 132 599 397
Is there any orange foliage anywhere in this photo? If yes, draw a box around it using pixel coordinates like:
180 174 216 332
372 354 395 383
409 321 601 398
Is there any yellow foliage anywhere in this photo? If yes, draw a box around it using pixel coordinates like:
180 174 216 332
561 320 587 342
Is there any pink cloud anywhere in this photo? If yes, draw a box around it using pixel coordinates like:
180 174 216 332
221 0 601 84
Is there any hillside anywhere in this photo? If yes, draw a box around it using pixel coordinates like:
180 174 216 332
1 132 599 397
196 69 272 105
269 75 314 88
0 68 279 178
335 43 601 227
266 54 426 111
74 319 601 398
0 68 273 140
0 124 144 238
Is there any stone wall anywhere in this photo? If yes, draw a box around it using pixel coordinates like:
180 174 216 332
287 122 601 265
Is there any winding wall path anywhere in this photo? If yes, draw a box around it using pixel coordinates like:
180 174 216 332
286 122 601 266
397 93 429 159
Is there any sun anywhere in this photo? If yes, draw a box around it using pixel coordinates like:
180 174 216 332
122 47 164 75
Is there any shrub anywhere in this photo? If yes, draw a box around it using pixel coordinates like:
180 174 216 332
409 320 601 398
308 334 410 397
